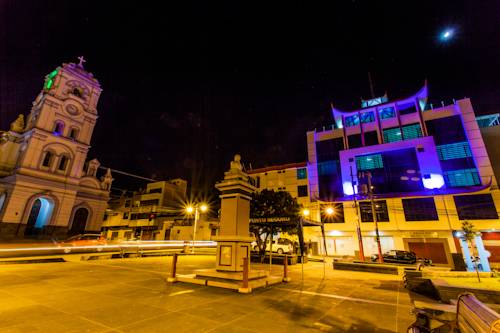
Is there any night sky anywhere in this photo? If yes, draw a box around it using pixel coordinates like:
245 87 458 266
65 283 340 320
1 1 499 197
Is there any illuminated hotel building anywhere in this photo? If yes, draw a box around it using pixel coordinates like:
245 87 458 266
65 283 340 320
305 83 500 267
256 83 500 268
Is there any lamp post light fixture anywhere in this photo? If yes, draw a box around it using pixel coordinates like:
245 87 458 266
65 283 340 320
185 203 208 253
325 206 334 216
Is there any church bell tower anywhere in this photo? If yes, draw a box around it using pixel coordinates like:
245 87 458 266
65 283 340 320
18 57 102 179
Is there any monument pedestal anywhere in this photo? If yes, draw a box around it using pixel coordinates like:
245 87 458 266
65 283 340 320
214 236 253 272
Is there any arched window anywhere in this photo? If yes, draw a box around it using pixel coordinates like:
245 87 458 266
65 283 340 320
69 128 79 140
42 151 53 168
53 121 64 136
72 88 83 98
58 155 70 171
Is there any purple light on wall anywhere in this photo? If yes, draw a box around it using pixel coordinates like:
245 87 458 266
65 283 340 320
422 173 445 189
342 181 358 195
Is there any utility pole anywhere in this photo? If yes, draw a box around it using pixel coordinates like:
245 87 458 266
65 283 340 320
364 171 383 263
350 165 365 261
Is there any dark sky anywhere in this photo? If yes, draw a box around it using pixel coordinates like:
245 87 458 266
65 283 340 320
1 1 499 196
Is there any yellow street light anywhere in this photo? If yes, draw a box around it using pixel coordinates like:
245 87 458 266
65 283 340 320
185 202 209 253
325 206 335 216
302 209 310 217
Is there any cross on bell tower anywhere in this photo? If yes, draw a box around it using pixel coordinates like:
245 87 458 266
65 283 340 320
77 56 86 68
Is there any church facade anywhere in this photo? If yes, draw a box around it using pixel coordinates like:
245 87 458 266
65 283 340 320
0 58 112 239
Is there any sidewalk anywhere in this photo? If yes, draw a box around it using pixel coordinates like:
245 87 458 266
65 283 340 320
0 255 414 332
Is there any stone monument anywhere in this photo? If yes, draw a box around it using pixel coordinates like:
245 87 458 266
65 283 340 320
214 154 256 272
172 155 283 293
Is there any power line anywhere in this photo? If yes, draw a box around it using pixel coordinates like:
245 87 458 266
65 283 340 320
99 166 156 182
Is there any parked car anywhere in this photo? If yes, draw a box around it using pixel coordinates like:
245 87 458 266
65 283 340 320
57 234 107 253
371 250 432 265
251 238 294 254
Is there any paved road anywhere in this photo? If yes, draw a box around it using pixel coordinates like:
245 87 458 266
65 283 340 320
0 255 414 332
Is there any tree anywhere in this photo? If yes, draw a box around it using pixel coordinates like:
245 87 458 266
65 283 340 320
462 220 481 282
249 189 301 259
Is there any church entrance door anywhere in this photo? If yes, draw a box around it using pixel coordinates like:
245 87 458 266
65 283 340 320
69 208 89 236
24 197 55 237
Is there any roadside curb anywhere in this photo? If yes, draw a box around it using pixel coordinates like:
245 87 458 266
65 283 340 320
0 257 66 264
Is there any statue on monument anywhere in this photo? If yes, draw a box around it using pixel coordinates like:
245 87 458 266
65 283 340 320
230 154 243 172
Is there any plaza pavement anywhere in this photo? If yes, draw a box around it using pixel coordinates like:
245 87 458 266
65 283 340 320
0 255 415 332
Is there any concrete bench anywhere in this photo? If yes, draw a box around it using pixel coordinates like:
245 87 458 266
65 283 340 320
333 261 400 275
457 293 500 333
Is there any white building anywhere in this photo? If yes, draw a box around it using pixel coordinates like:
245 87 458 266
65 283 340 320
0 58 112 239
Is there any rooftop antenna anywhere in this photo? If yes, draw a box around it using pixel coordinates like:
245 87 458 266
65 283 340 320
368 72 375 98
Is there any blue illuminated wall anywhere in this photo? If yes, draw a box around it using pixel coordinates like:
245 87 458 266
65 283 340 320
339 136 444 195
357 148 424 194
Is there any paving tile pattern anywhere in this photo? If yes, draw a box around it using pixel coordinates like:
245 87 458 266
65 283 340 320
0 256 414 332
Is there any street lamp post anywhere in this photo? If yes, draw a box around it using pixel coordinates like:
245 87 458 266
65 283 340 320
186 203 208 253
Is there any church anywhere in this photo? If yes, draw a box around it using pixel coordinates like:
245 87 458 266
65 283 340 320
0 58 112 239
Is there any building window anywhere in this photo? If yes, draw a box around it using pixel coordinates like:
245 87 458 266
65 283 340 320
379 107 395 119
315 138 344 162
53 122 64 136
348 134 362 149
398 103 417 115
42 151 53 167
444 169 481 187
130 213 151 220
297 185 308 197
364 131 379 146
454 194 498 220
359 201 389 222
58 155 69 171
140 199 160 206
345 115 359 127
317 161 337 176
425 115 467 145
436 142 472 160
69 128 79 140
402 124 423 140
72 88 83 98
356 154 383 171
383 127 402 143
123 212 129 219
402 198 439 221
321 203 344 223
360 148 423 194
360 112 375 124
297 168 307 180
147 188 162 194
